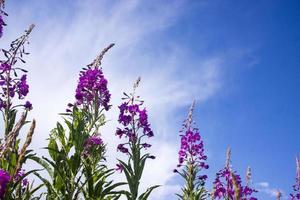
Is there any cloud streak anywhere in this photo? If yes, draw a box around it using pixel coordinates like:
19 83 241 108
256 182 288 200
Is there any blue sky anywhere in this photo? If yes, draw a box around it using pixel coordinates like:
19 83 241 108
2 0 300 199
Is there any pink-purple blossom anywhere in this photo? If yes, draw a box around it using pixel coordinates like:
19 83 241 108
0 169 10 198
117 144 129 154
24 101 32 110
0 62 31 110
87 135 103 146
83 135 103 156
116 101 154 153
213 149 257 200
75 68 111 111
14 169 29 187
117 102 153 141
174 102 208 186
115 163 124 173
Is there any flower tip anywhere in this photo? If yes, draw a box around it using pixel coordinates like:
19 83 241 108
67 103 74 107
115 164 124 173
24 101 32 110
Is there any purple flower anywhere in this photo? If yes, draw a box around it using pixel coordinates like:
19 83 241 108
118 103 132 126
141 143 151 149
0 61 32 111
174 101 209 198
14 169 29 187
67 103 73 107
24 101 32 110
199 175 208 180
83 135 103 156
0 169 10 198
116 97 154 154
92 135 103 145
115 77 156 198
0 63 10 71
213 149 257 200
115 163 124 173
75 68 111 111
117 144 129 154
85 135 103 146
175 102 208 179
17 74 29 98
115 128 126 138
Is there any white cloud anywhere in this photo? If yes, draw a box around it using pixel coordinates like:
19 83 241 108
256 182 288 200
257 182 270 188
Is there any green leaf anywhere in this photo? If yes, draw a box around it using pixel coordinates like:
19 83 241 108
101 182 127 198
29 155 54 178
48 138 59 161
138 185 160 200
33 172 60 199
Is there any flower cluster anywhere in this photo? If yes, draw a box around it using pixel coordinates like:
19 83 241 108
116 101 153 154
177 129 208 168
213 167 257 200
213 149 257 200
114 78 158 199
83 134 103 156
0 169 10 198
174 101 208 184
75 68 111 111
290 157 300 200
14 169 29 187
0 62 32 110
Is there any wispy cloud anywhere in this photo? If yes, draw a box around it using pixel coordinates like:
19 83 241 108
256 182 288 200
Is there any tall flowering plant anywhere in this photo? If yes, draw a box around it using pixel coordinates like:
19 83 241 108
173 101 209 200
33 44 125 199
212 148 257 200
0 6 42 198
290 156 300 200
115 77 159 200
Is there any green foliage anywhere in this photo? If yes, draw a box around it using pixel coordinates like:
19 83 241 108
176 163 208 200
33 106 124 199
118 147 160 200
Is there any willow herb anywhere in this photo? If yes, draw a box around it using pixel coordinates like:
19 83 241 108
32 44 125 200
174 101 209 200
115 77 159 200
212 148 257 200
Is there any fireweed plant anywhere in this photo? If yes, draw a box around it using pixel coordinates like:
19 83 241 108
212 148 257 200
0 4 42 198
115 77 159 200
32 44 126 199
290 156 300 199
173 101 209 200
